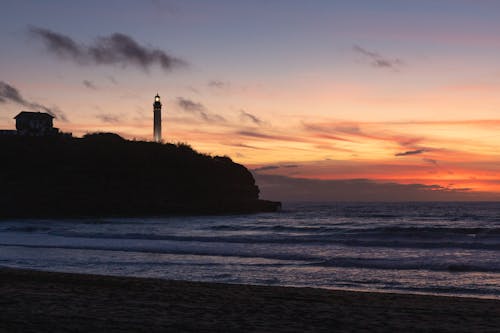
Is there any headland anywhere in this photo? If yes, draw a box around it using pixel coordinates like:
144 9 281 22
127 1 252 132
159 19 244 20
0 133 280 218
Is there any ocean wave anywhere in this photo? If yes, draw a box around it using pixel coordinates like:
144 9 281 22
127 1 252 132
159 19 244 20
370 226 500 236
2 242 499 274
287 202 500 223
403 286 500 297
63 224 500 236
46 230 500 250
209 224 334 232
3 226 52 233
335 239 500 250
314 258 500 273
2 202 500 300
209 224 500 236
0 242 320 263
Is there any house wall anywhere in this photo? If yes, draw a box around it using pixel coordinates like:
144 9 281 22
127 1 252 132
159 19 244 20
16 116 55 136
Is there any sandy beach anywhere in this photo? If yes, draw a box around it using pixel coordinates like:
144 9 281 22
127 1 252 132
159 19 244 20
0 268 499 332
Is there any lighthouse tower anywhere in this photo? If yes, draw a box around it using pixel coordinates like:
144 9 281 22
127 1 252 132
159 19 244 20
153 93 162 142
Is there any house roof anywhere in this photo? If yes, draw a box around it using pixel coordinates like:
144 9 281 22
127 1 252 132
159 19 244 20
14 111 54 119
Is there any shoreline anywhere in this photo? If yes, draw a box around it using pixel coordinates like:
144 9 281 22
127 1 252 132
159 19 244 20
1 265 498 301
1 267 499 332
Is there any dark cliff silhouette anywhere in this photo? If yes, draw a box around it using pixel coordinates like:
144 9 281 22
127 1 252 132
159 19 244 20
0 133 280 218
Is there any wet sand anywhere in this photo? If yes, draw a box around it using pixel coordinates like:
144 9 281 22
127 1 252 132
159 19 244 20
1 268 499 332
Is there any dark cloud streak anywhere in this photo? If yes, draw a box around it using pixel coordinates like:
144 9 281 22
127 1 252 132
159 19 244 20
353 45 403 70
423 158 438 166
208 80 228 88
28 26 83 60
395 149 426 156
108 76 118 84
176 97 225 123
177 97 205 112
83 80 97 90
237 130 298 142
29 26 187 71
240 110 263 125
96 113 120 123
252 165 280 172
0 81 68 122
226 143 268 150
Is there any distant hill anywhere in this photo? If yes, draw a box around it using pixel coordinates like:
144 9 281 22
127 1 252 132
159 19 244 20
0 133 280 218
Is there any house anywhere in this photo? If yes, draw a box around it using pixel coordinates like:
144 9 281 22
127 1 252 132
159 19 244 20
14 111 59 136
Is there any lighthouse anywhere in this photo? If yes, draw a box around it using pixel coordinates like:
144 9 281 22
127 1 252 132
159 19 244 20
153 93 162 142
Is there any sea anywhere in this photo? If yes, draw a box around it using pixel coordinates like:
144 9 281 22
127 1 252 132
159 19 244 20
1 202 499 299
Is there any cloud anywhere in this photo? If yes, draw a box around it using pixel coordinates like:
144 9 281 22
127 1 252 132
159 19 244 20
96 113 121 123
29 26 187 71
353 45 403 70
254 174 499 202
107 76 118 84
240 110 263 125
177 97 205 112
252 165 281 172
302 122 357 142
29 27 83 60
395 149 426 156
186 86 200 94
176 97 225 123
149 0 180 15
397 137 423 147
226 143 269 150
251 164 299 173
82 80 97 90
237 130 298 142
0 81 26 105
423 158 438 166
0 81 68 122
89 33 186 70
303 121 424 147
208 80 228 89
311 133 354 143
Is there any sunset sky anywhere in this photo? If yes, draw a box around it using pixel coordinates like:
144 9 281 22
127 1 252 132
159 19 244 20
2 0 500 200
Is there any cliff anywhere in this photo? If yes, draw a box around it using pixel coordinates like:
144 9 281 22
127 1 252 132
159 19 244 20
0 133 280 218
